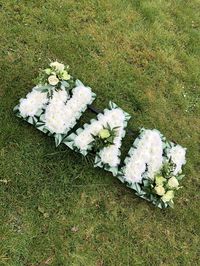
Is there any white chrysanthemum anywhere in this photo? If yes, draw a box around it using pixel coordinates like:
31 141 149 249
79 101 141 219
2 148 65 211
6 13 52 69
89 121 103 135
45 104 66 133
74 132 94 150
51 89 69 103
124 163 144 183
45 89 68 133
169 145 186 175
100 145 120 167
124 156 147 183
44 86 93 134
123 130 163 183
74 86 93 104
19 89 48 117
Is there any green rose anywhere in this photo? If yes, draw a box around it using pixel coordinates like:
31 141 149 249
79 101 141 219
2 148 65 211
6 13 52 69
98 129 110 139
155 175 166 186
62 71 70 80
161 190 174 203
168 176 179 189
44 68 52 75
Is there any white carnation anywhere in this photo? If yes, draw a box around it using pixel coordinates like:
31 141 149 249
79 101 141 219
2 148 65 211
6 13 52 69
169 145 186 175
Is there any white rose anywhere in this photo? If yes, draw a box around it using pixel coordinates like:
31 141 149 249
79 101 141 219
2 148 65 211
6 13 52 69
50 61 65 72
161 190 174 203
155 185 165 196
168 176 179 189
48 75 59 86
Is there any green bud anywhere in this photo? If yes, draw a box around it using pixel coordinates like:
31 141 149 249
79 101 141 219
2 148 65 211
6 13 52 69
98 129 110 139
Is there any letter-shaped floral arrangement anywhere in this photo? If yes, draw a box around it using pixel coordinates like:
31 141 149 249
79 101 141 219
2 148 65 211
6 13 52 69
14 62 187 208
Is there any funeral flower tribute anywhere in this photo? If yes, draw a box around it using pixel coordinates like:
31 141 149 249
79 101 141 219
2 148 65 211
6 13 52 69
14 62 187 208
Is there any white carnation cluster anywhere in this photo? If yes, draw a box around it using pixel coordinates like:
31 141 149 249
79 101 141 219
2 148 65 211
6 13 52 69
44 86 93 134
74 108 126 167
168 145 186 175
123 129 163 183
19 89 48 118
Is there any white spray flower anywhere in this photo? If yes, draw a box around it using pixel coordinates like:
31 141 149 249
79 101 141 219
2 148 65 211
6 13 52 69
50 61 65 72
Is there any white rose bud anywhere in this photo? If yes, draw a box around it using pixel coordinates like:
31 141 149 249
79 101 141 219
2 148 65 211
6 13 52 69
161 190 174 203
168 176 179 189
155 185 165 196
48 75 59 86
50 61 65 72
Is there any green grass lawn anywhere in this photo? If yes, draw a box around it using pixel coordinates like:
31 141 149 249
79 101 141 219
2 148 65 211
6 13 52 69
0 0 200 265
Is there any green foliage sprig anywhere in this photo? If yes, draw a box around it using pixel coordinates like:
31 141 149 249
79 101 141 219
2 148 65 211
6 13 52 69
143 161 184 208
34 61 75 98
